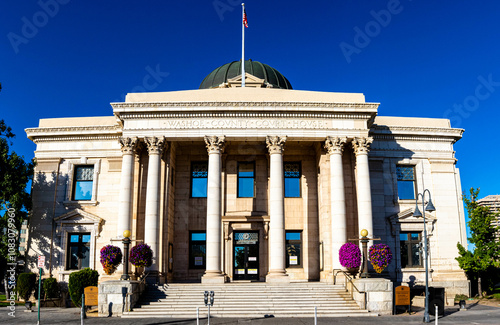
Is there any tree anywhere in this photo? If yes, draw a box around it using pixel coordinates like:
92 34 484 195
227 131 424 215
456 188 500 296
0 119 35 278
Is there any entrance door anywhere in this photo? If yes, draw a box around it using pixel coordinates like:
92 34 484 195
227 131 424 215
233 232 259 280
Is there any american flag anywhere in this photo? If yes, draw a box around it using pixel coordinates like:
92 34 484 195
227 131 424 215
243 9 248 28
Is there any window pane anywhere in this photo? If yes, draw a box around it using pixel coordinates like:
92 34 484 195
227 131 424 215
191 233 206 241
82 235 91 243
397 181 415 200
238 177 254 197
285 178 300 197
238 163 254 177
400 242 408 268
399 233 408 241
396 166 414 181
287 244 301 266
410 233 419 240
76 166 94 181
411 243 421 266
70 235 80 243
286 232 301 241
80 245 90 268
74 181 93 200
191 244 206 266
69 246 79 269
192 178 207 197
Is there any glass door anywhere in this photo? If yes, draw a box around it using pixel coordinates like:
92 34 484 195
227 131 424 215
233 232 259 280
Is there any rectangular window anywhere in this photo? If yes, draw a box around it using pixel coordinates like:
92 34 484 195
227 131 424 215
189 232 206 269
66 233 91 270
238 162 255 198
396 165 415 200
20 229 26 234
286 231 302 268
191 162 208 198
73 166 94 201
284 162 301 198
19 237 26 243
400 232 422 268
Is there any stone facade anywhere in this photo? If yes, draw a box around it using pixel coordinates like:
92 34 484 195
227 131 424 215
25 87 468 297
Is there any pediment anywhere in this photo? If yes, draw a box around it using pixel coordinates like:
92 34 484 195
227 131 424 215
55 208 103 225
227 73 269 88
388 208 436 224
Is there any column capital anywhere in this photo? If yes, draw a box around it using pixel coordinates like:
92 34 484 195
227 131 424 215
204 135 226 154
145 136 166 155
324 136 347 155
266 135 287 154
352 137 373 155
119 137 139 155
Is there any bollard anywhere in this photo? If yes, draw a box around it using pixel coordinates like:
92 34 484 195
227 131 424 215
197 307 199 325
314 306 317 325
81 293 85 324
435 305 438 325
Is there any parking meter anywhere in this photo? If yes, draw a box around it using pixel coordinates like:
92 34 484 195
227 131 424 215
204 291 209 306
210 291 214 306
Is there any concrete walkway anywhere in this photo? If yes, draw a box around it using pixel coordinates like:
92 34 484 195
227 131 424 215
1 304 500 324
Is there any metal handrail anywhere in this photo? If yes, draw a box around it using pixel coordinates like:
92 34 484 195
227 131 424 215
333 269 367 309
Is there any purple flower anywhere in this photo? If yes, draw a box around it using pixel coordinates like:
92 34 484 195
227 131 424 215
100 245 123 275
369 243 392 273
339 242 362 268
129 243 153 268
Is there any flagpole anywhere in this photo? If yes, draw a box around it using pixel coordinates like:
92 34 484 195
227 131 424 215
241 3 245 88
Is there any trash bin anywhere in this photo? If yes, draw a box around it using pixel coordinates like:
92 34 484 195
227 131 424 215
428 287 445 316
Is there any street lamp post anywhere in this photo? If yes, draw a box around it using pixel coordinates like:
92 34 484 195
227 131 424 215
121 230 131 281
413 189 435 323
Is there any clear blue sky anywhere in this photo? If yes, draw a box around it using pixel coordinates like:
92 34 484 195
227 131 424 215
1 1 499 242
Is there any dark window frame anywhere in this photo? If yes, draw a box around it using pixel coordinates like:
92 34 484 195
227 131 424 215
284 161 301 198
237 161 255 198
396 165 416 200
66 232 91 270
400 231 423 268
191 161 208 198
285 230 302 268
189 231 206 269
72 165 94 201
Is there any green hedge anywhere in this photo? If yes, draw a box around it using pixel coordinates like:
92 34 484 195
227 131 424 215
17 272 37 301
43 277 60 299
68 268 99 306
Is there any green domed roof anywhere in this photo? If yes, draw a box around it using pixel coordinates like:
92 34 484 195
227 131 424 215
199 59 292 89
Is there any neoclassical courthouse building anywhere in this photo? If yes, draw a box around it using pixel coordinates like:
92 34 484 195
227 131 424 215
25 60 468 295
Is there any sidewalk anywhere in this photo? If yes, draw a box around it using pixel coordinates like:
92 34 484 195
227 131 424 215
1 303 499 324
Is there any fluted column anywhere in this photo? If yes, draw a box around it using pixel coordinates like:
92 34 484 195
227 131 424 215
202 135 226 284
144 136 165 273
324 136 347 271
117 137 138 238
353 137 374 242
266 135 290 284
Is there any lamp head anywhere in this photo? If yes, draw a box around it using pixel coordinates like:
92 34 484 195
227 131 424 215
123 230 131 238
425 198 436 212
360 229 368 237
413 205 422 218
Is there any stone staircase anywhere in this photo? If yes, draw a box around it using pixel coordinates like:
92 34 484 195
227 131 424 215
122 282 376 318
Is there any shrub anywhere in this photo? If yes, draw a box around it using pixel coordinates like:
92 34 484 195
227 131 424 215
17 272 37 301
43 277 60 299
130 243 153 268
100 245 123 275
369 243 393 273
68 268 99 306
339 242 362 269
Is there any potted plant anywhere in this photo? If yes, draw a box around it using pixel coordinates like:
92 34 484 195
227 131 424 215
369 243 393 273
129 243 153 268
339 242 362 276
100 245 123 275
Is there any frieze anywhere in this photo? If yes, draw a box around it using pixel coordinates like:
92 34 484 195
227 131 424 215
118 112 374 120
112 101 379 110
25 125 121 134
32 135 120 143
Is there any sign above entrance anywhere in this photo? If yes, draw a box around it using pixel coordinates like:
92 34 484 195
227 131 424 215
235 232 258 245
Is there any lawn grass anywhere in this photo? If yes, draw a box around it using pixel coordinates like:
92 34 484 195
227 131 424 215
0 294 24 307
